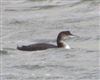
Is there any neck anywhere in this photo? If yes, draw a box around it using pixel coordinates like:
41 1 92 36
57 40 71 49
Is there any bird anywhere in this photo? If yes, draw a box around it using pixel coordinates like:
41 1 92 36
17 31 74 51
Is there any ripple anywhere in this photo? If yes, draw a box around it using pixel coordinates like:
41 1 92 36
9 19 27 25
0 50 8 55
72 36 91 42
1 74 18 80
94 35 100 40
29 0 47 2
86 50 99 53
13 64 44 70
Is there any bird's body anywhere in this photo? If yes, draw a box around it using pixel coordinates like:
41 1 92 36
17 31 74 51
17 43 57 51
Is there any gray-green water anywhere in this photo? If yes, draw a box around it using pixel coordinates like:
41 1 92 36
0 0 100 80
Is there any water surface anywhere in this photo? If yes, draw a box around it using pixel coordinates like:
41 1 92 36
1 0 100 80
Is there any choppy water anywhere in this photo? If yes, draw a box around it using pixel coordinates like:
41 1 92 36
0 0 100 80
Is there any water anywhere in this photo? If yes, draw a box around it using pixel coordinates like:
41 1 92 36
1 0 100 80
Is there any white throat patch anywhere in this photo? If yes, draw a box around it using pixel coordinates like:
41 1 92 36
65 44 71 49
60 41 71 49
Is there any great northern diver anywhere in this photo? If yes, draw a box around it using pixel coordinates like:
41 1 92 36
17 31 74 51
